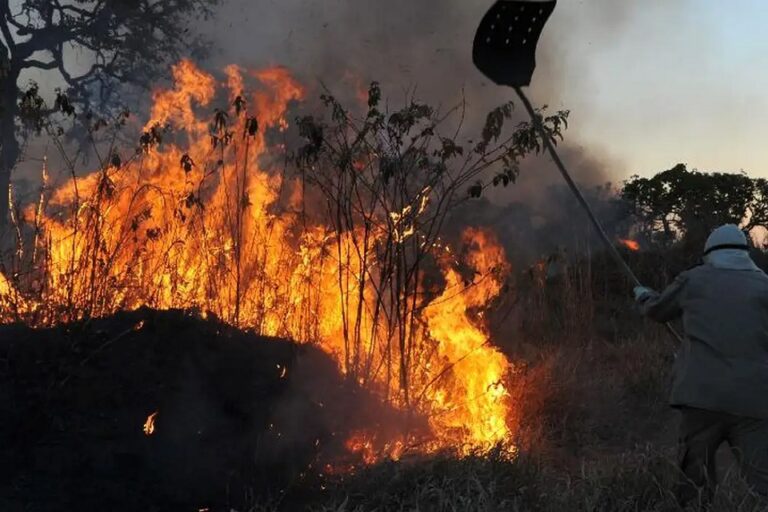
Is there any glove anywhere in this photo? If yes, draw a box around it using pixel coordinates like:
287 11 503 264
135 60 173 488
633 286 654 301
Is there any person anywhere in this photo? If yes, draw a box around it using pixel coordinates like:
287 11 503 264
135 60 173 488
634 224 768 503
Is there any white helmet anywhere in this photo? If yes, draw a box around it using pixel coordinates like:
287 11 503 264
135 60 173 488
704 224 749 255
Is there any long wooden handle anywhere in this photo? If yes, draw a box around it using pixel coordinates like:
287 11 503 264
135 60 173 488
513 86 683 343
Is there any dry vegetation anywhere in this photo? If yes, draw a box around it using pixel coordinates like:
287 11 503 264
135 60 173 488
3 66 768 511
287 280 768 512
261 253 768 511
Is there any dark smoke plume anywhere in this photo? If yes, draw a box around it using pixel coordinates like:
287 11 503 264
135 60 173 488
202 0 687 260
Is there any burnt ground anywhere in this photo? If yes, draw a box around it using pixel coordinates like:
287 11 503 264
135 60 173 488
0 308 761 511
0 308 401 511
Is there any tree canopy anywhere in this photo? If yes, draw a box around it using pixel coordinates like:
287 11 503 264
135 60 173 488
621 163 768 250
0 0 217 230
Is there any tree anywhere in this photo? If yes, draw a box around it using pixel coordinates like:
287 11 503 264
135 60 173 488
0 0 217 231
294 83 568 404
621 163 768 250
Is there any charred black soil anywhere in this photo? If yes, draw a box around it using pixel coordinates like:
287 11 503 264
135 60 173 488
0 308 400 511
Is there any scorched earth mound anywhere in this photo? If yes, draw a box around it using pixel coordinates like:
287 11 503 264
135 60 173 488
0 308 402 511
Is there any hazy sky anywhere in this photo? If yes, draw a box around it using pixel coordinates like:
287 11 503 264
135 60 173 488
553 0 768 178
10 0 768 185
206 0 768 182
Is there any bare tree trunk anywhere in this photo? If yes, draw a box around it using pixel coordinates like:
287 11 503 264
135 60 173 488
0 69 20 233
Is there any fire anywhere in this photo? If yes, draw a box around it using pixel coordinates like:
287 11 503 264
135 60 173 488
144 411 158 436
346 432 378 465
619 238 640 251
423 228 512 449
345 431 406 465
3 60 518 461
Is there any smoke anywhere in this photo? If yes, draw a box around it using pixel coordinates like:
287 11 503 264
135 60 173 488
202 0 682 164
12 1 688 261
200 0 685 260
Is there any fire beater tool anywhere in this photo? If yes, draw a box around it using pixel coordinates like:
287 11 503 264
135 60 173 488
472 0 682 342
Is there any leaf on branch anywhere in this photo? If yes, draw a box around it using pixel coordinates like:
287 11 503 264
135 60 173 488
233 95 246 116
430 161 447 177
213 108 229 132
543 110 570 141
90 118 108 133
180 154 195 173
54 89 76 117
244 116 259 138
18 81 47 135
115 109 131 128
476 102 514 153
110 151 122 170
367 82 381 109
296 115 325 164
98 172 116 200
130 208 152 232
388 103 434 138
379 156 398 185
139 123 164 153
468 181 484 198
437 137 464 161
321 94 347 122
212 128 233 148
492 165 519 188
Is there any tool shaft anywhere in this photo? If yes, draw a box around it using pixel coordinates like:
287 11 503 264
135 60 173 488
513 86 683 343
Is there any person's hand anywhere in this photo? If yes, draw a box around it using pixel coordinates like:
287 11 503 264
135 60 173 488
633 286 654 301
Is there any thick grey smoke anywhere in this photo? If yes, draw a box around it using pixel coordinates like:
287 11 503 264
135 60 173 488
202 0 685 174
13 1 689 260
201 0 687 258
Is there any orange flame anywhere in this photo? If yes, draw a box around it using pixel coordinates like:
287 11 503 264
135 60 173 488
144 411 158 436
7 60 518 460
619 238 640 251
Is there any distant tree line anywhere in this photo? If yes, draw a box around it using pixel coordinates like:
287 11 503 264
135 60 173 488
620 163 768 252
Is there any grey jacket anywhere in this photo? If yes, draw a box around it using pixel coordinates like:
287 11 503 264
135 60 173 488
639 251 768 418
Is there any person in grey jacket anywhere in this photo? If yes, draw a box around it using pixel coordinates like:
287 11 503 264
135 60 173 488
635 224 768 503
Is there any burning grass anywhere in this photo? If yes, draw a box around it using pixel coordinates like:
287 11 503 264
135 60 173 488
0 59 557 459
7 59 760 511
619 238 640 252
304 447 768 512
3 305 766 511
3 203 766 511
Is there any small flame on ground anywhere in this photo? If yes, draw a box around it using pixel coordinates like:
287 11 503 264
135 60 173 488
346 433 378 465
143 411 158 436
619 238 640 251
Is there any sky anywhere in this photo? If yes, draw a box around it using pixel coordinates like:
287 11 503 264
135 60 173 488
203 0 768 182
552 0 768 178
8 0 768 185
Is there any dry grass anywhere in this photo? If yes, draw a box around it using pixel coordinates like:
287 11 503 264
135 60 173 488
254 446 766 512
244 267 768 511
278 332 767 512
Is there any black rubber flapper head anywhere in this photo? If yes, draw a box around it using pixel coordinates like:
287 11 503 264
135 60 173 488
473 0 556 87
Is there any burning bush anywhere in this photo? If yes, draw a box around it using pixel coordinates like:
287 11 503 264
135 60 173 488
1 60 568 460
